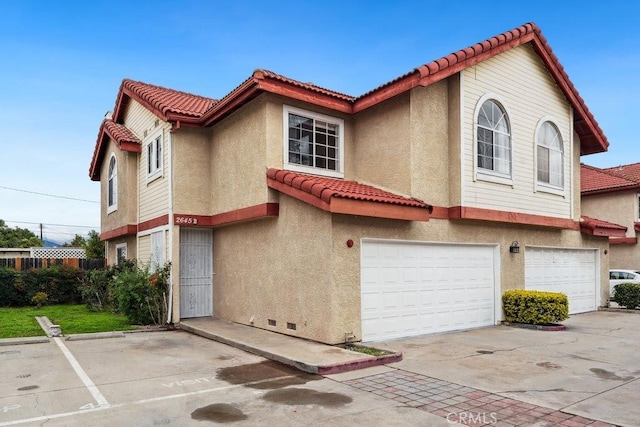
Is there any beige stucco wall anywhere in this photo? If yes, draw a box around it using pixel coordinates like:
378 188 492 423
172 128 212 215
582 190 637 237
105 235 137 265
211 192 335 342
100 140 138 234
582 190 639 268
208 190 608 344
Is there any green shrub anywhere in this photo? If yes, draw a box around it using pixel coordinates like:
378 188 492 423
31 292 48 307
0 268 20 306
503 289 569 325
20 266 83 305
79 264 123 311
109 262 170 325
612 283 640 309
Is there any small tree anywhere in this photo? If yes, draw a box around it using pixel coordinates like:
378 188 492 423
63 234 87 247
0 219 42 248
84 230 105 259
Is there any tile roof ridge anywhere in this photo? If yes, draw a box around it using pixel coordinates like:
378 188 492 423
253 69 355 101
122 78 217 103
356 22 538 100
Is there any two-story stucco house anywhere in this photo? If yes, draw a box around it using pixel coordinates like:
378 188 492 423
582 163 640 269
89 23 617 344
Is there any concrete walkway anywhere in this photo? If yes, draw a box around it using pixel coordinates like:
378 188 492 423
178 317 401 375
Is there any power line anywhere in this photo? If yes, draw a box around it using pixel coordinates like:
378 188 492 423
3 220 99 229
0 185 99 203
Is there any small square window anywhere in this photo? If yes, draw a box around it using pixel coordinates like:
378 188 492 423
283 105 344 178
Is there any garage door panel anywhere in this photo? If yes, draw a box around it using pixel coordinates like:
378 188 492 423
525 248 597 314
361 241 496 342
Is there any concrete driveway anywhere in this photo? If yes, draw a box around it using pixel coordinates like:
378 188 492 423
373 310 640 426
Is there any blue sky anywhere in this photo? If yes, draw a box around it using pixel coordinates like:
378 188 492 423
0 1 638 243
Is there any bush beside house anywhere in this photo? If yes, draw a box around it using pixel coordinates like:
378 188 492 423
612 283 640 309
503 290 569 325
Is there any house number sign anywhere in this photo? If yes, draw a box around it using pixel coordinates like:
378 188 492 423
174 215 199 225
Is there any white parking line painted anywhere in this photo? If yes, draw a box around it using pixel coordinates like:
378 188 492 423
52 337 109 408
0 375 292 426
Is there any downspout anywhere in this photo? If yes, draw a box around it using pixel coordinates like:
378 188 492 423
166 129 175 324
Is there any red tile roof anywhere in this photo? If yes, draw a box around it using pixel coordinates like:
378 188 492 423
118 79 217 122
353 23 607 155
103 120 140 146
91 22 610 179
581 163 640 194
603 162 640 183
580 215 627 238
89 119 142 180
267 169 428 208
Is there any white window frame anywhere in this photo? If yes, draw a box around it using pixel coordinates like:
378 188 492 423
283 105 344 178
637 193 640 221
146 129 163 183
115 243 127 265
107 154 118 214
473 95 513 186
534 118 565 196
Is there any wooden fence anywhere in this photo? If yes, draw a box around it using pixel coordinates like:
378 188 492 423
0 258 105 271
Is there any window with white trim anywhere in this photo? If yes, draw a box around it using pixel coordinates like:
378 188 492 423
284 105 344 177
536 121 563 188
146 132 163 181
107 155 117 213
115 243 127 265
637 193 640 221
476 99 511 177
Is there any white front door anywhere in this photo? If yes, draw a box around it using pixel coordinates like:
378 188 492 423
525 247 598 314
179 228 213 318
361 240 498 342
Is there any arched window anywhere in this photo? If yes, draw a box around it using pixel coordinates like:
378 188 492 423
536 121 563 188
108 156 117 211
477 100 511 176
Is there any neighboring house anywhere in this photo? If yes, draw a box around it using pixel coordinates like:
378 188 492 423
581 163 640 269
89 23 617 344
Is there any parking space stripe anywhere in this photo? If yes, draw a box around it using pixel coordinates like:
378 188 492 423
0 374 293 426
53 337 109 408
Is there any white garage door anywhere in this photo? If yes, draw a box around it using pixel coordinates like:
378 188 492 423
361 240 497 342
525 247 598 314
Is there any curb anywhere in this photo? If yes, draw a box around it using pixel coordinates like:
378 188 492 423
66 331 127 341
502 322 566 331
0 336 50 346
317 351 403 375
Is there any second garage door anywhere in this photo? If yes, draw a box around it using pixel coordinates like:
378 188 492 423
361 240 498 342
525 247 598 314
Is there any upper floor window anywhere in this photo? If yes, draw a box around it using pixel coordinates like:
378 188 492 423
146 131 163 182
536 121 563 188
637 193 640 220
107 155 117 213
477 99 511 177
284 105 344 178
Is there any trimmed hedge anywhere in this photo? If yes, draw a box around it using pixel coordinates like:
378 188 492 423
0 266 83 307
503 289 569 325
612 283 640 309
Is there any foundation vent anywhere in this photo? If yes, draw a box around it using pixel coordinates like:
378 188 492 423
267 319 276 327
287 322 297 331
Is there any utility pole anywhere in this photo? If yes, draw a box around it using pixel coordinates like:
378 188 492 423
40 223 43 241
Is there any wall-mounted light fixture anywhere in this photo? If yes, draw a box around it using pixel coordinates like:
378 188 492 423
509 241 520 254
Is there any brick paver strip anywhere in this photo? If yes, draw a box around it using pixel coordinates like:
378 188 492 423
342 369 616 426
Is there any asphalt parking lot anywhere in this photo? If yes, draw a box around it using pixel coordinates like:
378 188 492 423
0 330 446 426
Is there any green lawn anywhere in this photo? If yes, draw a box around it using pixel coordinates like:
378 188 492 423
0 304 136 338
